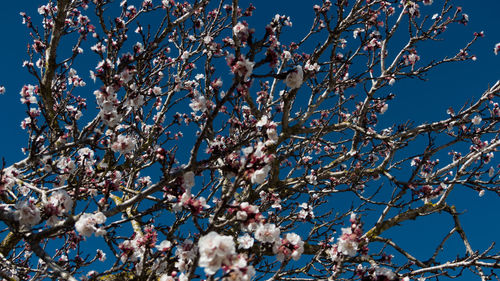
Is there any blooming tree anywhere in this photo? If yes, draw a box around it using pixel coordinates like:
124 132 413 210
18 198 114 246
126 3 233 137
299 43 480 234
0 0 499 281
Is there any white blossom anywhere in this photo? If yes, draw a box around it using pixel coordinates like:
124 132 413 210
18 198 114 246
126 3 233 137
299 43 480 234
374 266 396 280
478 190 485 197
251 165 271 184
161 0 170 7
238 234 255 249
282 51 291 60
159 274 175 281
175 239 196 271
285 66 303 89
380 103 389 114
57 157 76 173
254 223 281 244
233 22 249 42
266 128 279 144
471 115 482 125
305 60 320 72
236 210 248 221
276 233 304 261
236 58 254 81
96 249 106 262
15 199 41 227
198 231 236 275
227 254 255 281
75 212 107 237
189 93 209 112
47 190 73 215
156 240 172 251
256 115 268 127
120 234 145 263
111 134 137 154
337 227 358 257
389 77 396 86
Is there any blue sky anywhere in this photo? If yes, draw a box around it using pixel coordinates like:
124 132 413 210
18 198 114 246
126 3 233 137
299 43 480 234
0 1 498 280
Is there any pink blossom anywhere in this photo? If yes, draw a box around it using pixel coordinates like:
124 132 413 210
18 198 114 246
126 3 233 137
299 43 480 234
405 52 420 66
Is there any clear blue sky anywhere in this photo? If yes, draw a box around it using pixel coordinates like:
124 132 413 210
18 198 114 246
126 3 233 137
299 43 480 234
0 1 498 280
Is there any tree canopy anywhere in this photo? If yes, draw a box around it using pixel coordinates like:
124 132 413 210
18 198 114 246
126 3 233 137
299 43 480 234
0 1 499 281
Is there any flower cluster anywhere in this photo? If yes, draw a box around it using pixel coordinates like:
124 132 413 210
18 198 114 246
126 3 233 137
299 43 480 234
198 231 236 275
0 167 19 193
14 198 41 227
328 214 363 260
189 91 209 113
196 232 256 280
19 84 38 105
298 202 315 220
169 171 210 214
175 239 197 272
44 190 73 226
227 54 254 81
119 234 146 264
233 21 250 44
111 134 137 154
75 212 107 237
242 142 274 184
254 223 281 244
94 87 122 127
252 222 305 262
273 233 305 262
228 202 264 233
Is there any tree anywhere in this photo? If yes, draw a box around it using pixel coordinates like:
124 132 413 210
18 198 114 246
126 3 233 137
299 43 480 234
0 0 498 280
